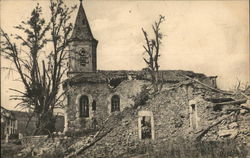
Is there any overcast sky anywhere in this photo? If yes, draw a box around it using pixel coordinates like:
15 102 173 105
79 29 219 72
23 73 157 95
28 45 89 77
1 0 249 110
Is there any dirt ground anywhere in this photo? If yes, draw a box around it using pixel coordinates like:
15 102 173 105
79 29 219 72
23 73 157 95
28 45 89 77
1 142 23 158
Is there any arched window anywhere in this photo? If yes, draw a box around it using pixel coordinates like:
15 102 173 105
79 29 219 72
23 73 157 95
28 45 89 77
79 95 89 117
111 95 120 112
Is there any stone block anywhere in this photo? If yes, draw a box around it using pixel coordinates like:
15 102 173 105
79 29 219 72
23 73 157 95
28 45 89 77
240 109 248 114
229 122 238 129
218 129 238 138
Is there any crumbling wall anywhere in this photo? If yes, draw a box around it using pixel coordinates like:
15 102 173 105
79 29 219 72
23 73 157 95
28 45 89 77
64 69 220 134
76 84 219 157
75 83 250 157
138 84 218 140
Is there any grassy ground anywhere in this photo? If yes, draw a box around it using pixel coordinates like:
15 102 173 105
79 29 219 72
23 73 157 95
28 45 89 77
121 140 249 158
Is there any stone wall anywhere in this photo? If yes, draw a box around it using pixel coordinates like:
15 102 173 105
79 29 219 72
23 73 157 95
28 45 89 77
137 84 217 140
65 80 148 133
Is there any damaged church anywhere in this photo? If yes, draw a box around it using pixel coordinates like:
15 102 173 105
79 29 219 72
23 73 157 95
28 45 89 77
62 1 250 151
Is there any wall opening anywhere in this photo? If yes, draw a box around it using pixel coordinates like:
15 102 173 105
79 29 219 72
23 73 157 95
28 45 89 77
189 100 198 129
79 95 89 118
111 95 120 112
141 116 152 139
109 78 126 88
92 100 96 111
138 111 155 140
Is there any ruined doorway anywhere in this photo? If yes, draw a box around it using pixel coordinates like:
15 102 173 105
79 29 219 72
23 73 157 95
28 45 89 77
189 100 198 129
138 111 155 140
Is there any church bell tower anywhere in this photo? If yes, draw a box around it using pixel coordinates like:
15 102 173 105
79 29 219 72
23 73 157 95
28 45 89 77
68 0 98 74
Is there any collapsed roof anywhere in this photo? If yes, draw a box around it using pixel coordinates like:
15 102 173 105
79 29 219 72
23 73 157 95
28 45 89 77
65 70 215 84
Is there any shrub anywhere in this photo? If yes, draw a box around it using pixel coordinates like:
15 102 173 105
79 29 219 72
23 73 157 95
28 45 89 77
133 85 150 108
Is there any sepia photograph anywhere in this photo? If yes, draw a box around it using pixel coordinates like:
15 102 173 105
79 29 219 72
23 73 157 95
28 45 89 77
0 0 249 157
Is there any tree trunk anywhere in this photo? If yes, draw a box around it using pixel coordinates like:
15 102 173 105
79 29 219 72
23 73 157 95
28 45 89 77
33 111 56 135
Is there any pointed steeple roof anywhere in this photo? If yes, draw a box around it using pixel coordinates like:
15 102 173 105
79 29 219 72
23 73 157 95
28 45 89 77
71 0 96 41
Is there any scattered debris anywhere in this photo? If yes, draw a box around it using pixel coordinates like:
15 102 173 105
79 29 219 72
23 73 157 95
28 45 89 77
195 113 234 141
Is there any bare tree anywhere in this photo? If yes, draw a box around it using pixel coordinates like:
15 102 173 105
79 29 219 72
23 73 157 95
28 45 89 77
0 0 76 135
142 15 165 92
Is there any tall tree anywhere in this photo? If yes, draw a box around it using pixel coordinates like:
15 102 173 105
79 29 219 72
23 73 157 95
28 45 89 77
142 15 165 92
0 0 76 135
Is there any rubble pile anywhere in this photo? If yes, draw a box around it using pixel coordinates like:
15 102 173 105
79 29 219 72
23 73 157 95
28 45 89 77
68 108 140 158
203 108 250 143
17 135 78 157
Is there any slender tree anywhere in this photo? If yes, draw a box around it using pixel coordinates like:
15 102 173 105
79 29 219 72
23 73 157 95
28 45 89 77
0 0 76 135
142 15 165 92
